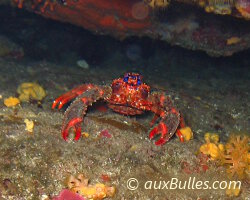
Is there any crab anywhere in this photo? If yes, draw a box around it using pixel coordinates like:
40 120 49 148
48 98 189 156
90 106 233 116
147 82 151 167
52 73 185 146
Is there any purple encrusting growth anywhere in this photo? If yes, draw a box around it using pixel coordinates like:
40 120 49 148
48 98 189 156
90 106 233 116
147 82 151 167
100 129 112 138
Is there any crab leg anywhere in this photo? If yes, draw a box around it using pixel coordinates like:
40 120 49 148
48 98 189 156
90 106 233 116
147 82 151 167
175 113 186 142
149 108 181 145
149 93 181 146
52 84 95 109
61 86 111 141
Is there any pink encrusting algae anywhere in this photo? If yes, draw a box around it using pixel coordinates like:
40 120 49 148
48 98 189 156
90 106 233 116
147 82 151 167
53 189 86 200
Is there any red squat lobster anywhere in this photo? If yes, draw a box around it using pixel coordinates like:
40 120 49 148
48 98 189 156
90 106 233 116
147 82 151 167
52 73 185 145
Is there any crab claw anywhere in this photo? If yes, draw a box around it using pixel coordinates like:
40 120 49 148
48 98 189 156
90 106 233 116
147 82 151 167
176 129 184 143
57 85 109 142
52 84 95 110
149 122 169 146
62 117 82 141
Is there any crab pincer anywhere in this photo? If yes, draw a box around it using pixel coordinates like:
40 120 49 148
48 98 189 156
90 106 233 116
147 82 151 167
149 122 169 145
52 85 108 141
148 94 183 145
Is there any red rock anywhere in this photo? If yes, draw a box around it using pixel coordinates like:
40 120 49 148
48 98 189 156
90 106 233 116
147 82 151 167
40 0 152 38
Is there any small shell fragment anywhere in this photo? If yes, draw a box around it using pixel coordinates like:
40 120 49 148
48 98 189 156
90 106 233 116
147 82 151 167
24 119 34 133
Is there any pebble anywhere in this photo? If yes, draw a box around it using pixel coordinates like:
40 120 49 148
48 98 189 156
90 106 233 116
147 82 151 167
76 59 89 69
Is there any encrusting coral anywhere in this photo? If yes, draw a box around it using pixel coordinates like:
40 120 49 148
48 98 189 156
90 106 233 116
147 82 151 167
199 132 224 160
226 36 241 45
199 133 250 179
144 0 170 8
179 126 193 141
17 82 46 102
203 0 233 15
66 174 115 200
4 97 20 107
222 135 250 179
226 184 241 197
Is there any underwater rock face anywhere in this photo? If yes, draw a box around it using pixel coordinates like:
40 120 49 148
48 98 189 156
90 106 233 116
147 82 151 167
125 44 142 61
0 35 24 59
4 0 250 56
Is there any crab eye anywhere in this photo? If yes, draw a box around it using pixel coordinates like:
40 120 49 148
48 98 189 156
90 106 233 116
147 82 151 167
112 82 121 92
141 88 148 99
123 76 129 83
